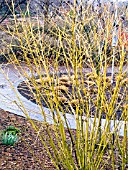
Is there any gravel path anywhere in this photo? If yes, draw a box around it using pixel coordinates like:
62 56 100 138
0 63 127 136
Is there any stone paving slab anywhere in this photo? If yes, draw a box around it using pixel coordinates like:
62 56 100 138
0 64 127 136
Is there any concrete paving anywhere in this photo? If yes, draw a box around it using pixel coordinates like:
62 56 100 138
0 64 127 136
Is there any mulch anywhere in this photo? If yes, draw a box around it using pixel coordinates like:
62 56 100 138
0 109 127 170
0 109 56 170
